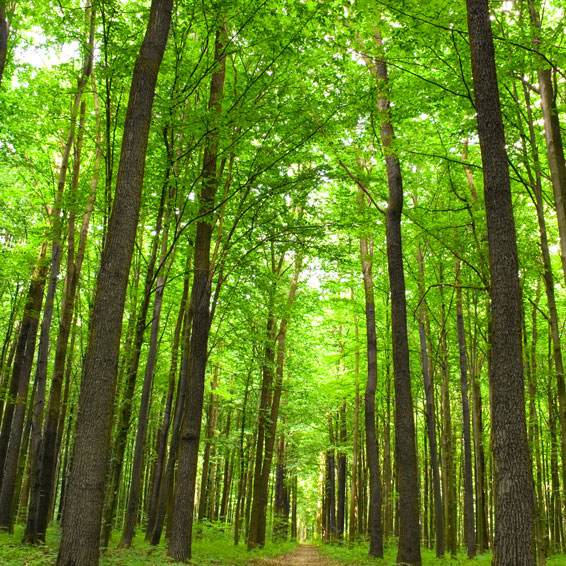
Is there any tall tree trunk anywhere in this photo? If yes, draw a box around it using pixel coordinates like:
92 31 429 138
370 27 421 565
291 475 297 541
383 336 393 539
0 287 21 428
359 212 383 557
466 1 536 564
219 407 233 522
56 0 173 562
167 23 227 562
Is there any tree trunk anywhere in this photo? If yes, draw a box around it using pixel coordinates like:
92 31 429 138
371 27 421 565
167 23 227 562
56 0 172 562
465 1 536 563
359 216 383 557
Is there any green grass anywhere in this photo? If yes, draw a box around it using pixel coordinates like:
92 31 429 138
318 540 566 565
0 523 297 565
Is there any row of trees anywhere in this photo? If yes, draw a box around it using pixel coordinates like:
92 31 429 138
0 1 564 566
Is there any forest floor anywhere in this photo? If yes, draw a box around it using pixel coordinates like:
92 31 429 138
254 543 333 566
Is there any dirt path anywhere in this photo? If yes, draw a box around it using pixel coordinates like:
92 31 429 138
254 543 335 566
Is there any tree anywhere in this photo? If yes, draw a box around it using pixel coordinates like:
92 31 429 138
56 0 172 562
466 0 536 564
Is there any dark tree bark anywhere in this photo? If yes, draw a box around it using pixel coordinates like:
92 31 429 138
372 29 421 566
466 1 536 564
359 216 383 557
167 23 227 562
56 0 172 562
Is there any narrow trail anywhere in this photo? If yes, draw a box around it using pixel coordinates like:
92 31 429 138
254 543 335 566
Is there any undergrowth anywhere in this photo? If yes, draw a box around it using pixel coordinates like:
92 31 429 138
318 540 566 565
0 522 296 565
